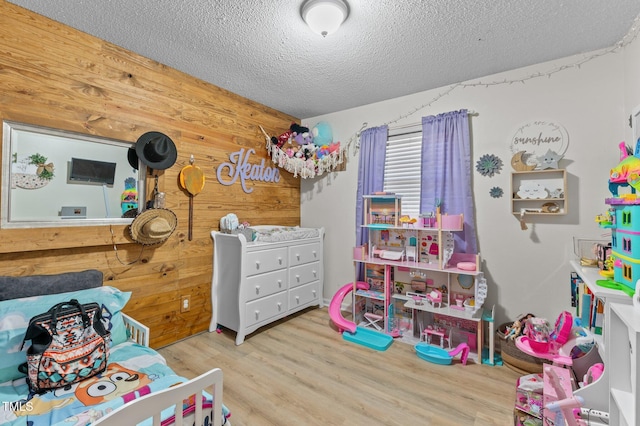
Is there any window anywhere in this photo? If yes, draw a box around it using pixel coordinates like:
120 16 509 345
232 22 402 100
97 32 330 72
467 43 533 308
384 125 422 218
624 263 632 281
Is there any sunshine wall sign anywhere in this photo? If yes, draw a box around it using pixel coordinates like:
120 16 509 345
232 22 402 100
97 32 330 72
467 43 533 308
216 148 280 193
509 121 569 167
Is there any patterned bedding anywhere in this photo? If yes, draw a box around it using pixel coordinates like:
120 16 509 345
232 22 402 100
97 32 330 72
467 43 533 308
252 225 320 242
0 342 230 425
0 276 229 426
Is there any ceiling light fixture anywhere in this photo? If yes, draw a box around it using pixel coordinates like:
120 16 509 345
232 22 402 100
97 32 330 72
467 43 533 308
301 0 349 37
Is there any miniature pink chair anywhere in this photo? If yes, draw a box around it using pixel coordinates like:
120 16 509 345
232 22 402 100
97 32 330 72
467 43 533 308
426 289 442 308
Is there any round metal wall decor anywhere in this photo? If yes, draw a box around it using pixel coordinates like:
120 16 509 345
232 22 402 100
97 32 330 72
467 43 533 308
509 121 569 166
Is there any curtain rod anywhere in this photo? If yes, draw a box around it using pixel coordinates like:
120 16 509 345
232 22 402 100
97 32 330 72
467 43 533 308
387 110 479 132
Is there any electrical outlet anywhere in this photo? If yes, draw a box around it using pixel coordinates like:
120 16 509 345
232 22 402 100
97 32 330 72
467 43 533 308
181 295 191 313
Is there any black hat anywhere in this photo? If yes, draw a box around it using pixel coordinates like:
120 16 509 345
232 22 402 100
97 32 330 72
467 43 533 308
135 131 177 170
127 147 139 170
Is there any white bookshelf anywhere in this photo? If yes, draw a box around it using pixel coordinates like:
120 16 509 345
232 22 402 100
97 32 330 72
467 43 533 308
608 303 640 426
569 260 632 412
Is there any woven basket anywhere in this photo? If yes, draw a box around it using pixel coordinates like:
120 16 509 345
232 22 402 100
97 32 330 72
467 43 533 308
497 322 548 374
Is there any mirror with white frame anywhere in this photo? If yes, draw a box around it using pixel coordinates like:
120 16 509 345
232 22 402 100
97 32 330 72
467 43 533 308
1 121 145 228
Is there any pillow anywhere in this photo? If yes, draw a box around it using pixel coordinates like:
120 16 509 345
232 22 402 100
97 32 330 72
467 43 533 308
0 269 103 301
0 286 131 384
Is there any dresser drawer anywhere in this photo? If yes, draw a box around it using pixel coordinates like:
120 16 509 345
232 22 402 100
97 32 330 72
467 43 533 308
289 242 321 267
245 247 287 276
289 282 320 308
244 269 287 302
245 292 288 327
289 262 320 288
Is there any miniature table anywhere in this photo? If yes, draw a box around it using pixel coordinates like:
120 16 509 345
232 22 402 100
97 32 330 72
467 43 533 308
422 326 448 348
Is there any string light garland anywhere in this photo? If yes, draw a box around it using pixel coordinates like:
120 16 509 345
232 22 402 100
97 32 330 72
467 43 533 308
344 13 640 153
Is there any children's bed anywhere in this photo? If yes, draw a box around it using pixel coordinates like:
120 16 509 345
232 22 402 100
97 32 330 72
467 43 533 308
0 270 230 425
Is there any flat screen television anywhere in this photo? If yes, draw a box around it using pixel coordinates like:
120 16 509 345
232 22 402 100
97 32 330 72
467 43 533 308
69 157 117 185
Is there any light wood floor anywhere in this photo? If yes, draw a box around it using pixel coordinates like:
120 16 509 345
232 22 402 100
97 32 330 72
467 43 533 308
158 307 520 426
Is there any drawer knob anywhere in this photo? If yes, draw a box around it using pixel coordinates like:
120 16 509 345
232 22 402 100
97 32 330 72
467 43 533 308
277 279 283 288
255 261 260 270
295 296 300 304
312 270 317 277
296 274 300 282
255 310 260 319
296 253 300 260
312 290 317 297
255 285 260 294
278 256 283 264
277 302 282 311
312 250 317 257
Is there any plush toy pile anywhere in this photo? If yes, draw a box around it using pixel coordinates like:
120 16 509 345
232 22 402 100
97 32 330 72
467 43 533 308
261 121 347 178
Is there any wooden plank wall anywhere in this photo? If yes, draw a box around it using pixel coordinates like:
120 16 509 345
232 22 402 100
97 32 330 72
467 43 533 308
0 1 300 347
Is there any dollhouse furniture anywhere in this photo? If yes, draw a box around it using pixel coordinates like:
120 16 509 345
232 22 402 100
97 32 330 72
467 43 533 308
415 342 470 365
426 289 443 307
0 270 228 426
421 325 449 348
353 194 487 358
364 312 384 330
210 226 324 345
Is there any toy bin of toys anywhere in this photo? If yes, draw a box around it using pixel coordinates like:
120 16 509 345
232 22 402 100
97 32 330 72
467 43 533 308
497 317 547 374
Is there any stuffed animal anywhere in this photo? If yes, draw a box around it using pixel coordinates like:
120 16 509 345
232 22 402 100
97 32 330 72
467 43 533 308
293 131 314 145
316 145 330 159
220 213 239 233
290 123 309 134
312 121 333 147
276 130 292 147
300 144 316 160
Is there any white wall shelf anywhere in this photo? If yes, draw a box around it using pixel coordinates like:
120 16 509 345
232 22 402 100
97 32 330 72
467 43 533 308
511 169 567 215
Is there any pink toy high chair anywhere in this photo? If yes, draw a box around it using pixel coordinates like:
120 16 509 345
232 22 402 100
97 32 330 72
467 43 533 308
426 289 442 308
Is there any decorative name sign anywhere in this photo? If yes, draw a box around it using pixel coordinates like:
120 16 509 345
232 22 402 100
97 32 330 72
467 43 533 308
216 148 280 193
510 121 569 165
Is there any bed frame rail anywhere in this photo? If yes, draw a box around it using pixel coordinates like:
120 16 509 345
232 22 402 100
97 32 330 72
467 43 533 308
122 313 150 347
93 368 223 426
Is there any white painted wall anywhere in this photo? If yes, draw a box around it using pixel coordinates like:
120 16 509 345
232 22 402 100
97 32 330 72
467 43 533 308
300 35 640 326
624 29 640 135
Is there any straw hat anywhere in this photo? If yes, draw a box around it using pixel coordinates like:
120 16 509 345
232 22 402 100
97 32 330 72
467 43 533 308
129 208 177 245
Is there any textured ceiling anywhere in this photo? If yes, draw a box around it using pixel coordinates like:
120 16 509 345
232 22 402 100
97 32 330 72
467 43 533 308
8 0 640 119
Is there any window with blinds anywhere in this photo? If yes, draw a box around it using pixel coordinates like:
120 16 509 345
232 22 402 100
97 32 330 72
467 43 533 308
383 127 422 218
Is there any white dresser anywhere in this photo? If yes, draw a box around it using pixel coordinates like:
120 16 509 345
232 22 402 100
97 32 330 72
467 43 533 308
209 228 324 345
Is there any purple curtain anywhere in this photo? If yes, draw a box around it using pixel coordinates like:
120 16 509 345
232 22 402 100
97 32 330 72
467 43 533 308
420 110 477 253
355 125 388 248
